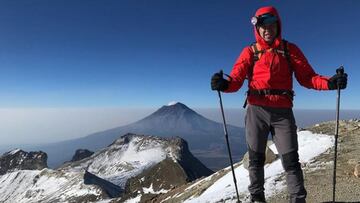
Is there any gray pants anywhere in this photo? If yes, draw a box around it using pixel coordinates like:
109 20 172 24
245 105 307 203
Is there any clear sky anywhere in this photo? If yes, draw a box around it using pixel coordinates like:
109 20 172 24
0 0 359 110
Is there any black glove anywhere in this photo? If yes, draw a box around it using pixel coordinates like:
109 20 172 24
328 67 348 90
211 71 229 91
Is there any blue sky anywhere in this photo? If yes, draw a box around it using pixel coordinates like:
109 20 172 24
0 0 359 109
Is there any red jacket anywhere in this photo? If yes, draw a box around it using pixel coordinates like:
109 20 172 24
225 6 329 108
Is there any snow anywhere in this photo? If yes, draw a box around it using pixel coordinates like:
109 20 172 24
166 146 180 162
123 195 142 203
94 200 112 203
121 139 166 164
143 183 169 194
167 101 179 106
183 131 334 203
0 169 103 203
297 132 333 162
7 148 21 155
61 135 176 188
87 136 167 187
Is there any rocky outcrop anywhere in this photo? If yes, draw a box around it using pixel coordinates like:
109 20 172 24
124 158 189 202
168 137 214 180
354 164 360 178
123 137 213 202
58 133 213 202
347 158 360 178
242 141 278 170
71 149 94 162
0 149 47 175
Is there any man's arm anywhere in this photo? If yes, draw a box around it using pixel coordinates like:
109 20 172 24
225 47 253 92
289 43 330 90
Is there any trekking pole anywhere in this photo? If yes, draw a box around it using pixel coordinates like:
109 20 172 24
332 66 344 203
216 70 241 203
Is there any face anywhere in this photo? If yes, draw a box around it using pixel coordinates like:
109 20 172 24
257 23 278 44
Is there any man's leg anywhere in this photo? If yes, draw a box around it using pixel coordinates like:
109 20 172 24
270 107 307 203
245 105 270 202
282 151 307 203
248 148 266 202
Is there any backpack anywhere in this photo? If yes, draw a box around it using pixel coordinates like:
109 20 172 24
247 39 293 81
243 39 294 108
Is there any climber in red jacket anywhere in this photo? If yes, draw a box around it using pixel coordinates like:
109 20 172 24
211 6 347 203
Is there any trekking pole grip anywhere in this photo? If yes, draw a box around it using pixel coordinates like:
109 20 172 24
336 66 344 75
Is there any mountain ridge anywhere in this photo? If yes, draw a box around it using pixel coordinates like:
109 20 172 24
0 132 213 203
1 119 358 202
28 102 246 170
58 133 213 188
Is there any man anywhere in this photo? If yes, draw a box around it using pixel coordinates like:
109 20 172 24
211 6 347 203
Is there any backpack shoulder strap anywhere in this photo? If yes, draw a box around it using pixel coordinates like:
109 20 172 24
250 42 263 62
248 42 263 80
282 39 293 73
244 42 261 108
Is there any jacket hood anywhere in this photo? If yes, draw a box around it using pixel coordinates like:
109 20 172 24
253 6 282 49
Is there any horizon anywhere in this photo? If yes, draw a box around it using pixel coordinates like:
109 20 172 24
0 103 359 147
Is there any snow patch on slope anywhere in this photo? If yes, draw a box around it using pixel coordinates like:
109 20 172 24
6 148 21 155
183 131 334 202
0 169 102 203
123 195 142 203
88 137 167 187
167 101 179 106
143 183 170 194
61 135 178 188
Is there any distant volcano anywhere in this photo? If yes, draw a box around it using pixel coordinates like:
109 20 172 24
29 102 246 170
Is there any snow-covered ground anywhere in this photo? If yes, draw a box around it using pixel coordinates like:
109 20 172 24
87 136 168 187
0 169 103 203
183 131 334 203
60 135 179 188
0 131 334 203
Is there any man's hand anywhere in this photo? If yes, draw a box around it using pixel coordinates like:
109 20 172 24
211 71 229 91
328 67 348 90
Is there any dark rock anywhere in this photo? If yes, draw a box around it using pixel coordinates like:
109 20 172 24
0 149 47 175
125 158 188 200
71 149 94 162
124 137 213 199
243 145 278 170
173 137 214 180
84 170 123 198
